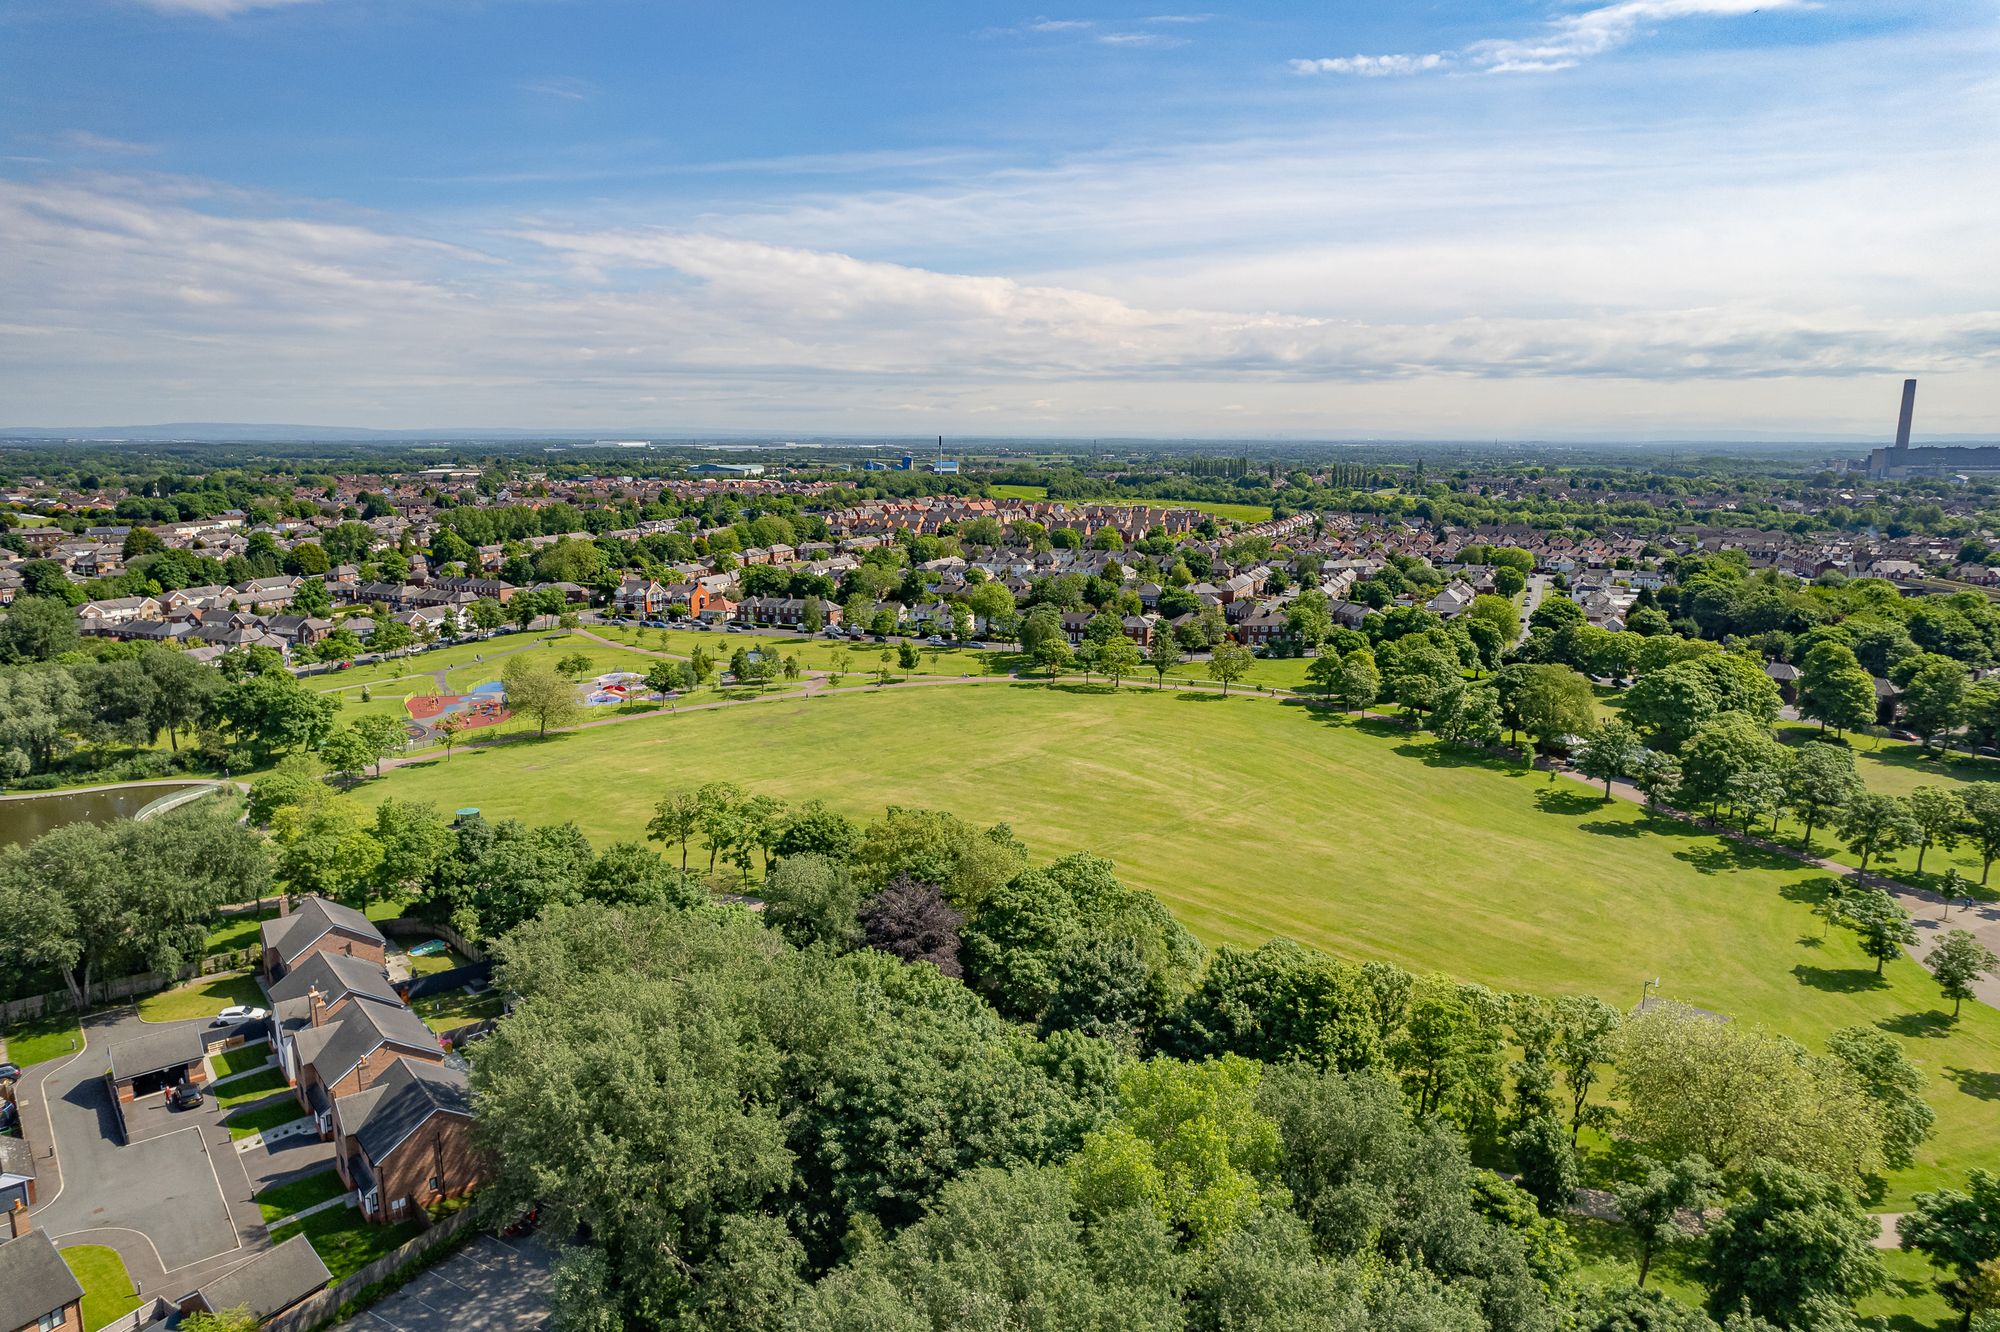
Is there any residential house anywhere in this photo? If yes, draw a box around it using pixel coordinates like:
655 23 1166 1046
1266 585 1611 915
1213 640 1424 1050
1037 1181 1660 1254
291 995 446 1135
331 1058 483 1225
0 1220 83 1332
261 896 388 983
614 575 671 617
180 1235 331 1323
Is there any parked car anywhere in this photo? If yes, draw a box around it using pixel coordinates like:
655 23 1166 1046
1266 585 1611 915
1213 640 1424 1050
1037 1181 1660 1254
171 1082 205 1110
212 1005 269 1026
0 1062 20 1083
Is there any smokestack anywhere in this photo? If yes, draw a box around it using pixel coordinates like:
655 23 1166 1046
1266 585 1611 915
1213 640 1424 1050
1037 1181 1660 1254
1895 378 1916 450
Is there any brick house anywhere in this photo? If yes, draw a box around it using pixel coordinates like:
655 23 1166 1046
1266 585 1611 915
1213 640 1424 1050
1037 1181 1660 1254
291 998 446 1134
614 575 670 617
269 952 406 1085
261 896 388 983
0 1216 83 1332
735 596 837 628
332 1057 483 1225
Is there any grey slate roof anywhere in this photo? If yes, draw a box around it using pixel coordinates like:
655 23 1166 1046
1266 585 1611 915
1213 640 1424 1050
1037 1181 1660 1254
0 1136 35 1184
293 997 440 1087
0 1231 84 1331
190 1234 331 1317
268 951 400 1010
261 895 386 958
106 1026 205 1082
338 1057 473 1165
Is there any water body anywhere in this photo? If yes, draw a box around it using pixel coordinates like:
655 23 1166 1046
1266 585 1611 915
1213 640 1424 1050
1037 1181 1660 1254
0 782 218 848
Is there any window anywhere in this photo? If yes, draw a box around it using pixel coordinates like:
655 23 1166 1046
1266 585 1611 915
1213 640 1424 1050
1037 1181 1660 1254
391 1197 407 1216
39 1310 63 1332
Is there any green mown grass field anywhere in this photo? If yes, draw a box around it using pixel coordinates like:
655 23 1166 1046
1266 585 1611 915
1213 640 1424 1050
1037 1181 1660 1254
349 680 2000 1213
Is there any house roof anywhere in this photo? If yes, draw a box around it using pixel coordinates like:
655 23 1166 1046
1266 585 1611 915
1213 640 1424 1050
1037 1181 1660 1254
190 1235 332 1318
106 1026 206 1082
0 1136 36 1184
339 1057 473 1165
293 997 440 1087
268 951 402 1011
262 896 386 959
0 1231 85 1330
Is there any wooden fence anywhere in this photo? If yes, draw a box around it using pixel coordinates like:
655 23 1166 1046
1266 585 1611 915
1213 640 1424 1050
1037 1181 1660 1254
0 947 260 1027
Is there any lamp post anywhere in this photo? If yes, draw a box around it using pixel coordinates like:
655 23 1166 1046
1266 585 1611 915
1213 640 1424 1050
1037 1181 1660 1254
1640 977 1660 1011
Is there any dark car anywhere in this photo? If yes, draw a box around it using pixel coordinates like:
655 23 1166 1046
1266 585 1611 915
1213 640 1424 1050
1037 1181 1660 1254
171 1082 205 1110
0 1062 19 1083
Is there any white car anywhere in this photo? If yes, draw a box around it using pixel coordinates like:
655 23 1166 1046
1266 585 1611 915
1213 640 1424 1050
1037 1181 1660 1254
213 1005 269 1026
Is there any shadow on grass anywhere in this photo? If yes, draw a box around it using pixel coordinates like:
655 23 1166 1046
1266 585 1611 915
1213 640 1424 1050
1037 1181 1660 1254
1534 787 1603 817
1944 1066 2000 1100
1878 1010 1958 1040
1392 742 1506 770
1791 963 1889 994
1579 820 1645 838
1670 837 1803 876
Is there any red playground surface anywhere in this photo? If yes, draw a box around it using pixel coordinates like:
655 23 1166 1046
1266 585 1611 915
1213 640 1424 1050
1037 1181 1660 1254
406 681 511 731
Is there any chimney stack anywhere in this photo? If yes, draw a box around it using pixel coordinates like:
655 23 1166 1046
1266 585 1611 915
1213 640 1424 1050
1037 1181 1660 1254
309 986 326 1028
8 1200 30 1239
1895 378 1917 451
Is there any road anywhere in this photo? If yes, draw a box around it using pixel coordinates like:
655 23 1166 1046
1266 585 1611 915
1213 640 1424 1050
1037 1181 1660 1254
1519 574 1549 643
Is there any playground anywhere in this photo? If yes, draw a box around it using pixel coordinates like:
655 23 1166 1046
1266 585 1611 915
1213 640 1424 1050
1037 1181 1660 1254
581 671 650 706
405 681 511 736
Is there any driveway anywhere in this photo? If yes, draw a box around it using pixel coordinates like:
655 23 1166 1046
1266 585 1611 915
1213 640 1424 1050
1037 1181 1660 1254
18 1008 268 1295
341 1234 551 1332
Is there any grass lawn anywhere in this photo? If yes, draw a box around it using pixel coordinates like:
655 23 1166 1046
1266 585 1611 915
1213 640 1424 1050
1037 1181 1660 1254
60 1245 139 1332
988 484 1047 500
256 1166 352 1223
351 681 2000 1213
225 1097 310 1140
204 908 276 956
412 987 504 1034
211 1067 291 1109
269 1205 422 1280
211 1039 274 1078
1569 1219 1706 1309
585 623 1015 681
403 944 470 977
1 1012 82 1066
136 971 265 1023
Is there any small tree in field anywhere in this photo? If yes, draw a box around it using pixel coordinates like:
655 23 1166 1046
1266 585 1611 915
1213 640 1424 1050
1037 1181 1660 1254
1147 635 1183 689
435 713 463 762
1929 929 2000 1018
1575 719 1641 799
1208 640 1253 695
1842 887 1918 976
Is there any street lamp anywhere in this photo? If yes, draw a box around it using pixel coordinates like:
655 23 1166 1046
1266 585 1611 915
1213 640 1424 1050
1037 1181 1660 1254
1640 977 1660 1010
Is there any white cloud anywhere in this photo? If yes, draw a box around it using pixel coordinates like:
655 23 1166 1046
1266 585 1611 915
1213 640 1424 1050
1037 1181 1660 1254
128 0 322 16
1289 53 1450 77
1294 0 1806 77
520 77 595 102
60 130 158 156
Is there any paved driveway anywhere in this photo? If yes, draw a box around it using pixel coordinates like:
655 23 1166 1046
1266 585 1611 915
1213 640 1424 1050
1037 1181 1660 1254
342 1235 551 1332
20 1009 266 1294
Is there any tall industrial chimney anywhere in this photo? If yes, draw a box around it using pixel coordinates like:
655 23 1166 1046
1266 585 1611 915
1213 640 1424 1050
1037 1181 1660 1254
1895 378 1917 451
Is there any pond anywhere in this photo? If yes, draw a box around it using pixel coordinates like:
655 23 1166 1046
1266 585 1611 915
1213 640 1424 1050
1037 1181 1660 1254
0 781 223 848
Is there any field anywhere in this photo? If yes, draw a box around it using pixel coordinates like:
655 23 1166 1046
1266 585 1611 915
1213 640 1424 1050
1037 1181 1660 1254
308 631 661 729
352 680 2000 1209
987 484 1272 523
583 623 1015 679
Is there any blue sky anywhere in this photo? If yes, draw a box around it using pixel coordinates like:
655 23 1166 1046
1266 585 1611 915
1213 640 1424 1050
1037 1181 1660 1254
1 0 1995 438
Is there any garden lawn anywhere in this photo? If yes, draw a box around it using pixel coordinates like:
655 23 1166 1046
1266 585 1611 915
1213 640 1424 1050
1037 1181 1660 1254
225 1097 311 1140
268 1205 422 1280
256 1167 352 1223
211 1039 274 1077
136 971 265 1022
1 1013 82 1067
204 908 276 956
404 944 470 977
584 623 1014 680
413 987 504 1034
212 1067 290 1109
351 681 2000 1209
60 1245 139 1332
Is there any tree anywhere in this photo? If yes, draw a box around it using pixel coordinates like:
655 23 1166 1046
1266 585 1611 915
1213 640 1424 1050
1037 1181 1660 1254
0 597 80 663
370 799 455 902
1904 658 1970 750
693 780 747 875
1788 742 1862 853
1335 649 1379 713
435 712 463 761
1929 929 2000 1018
1207 640 1254 695
1839 792 1918 875
1962 785 2000 885
1900 1170 2000 1328
646 788 704 872
643 659 685 697
1575 720 1642 798
141 648 220 752
1552 994 1621 1146
686 643 716 689
1678 713 1783 819
897 640 921 672
214 671 336 760
1825 1024 1935 1169
1096 635 1141 690
1613 1156 1719 1288
1501 663 1596 753
352 712 406 777
1146 634 1183 689
502 653 581 738
1388 973 1505 1125
1842 887 1918 976
774 799 861 862
1624 661 1722 752
1701 1161 1883 1326
318 725 375 786
858 874 964 976
1032 635 1073 679
1508 1113 1578 1216
1908 786 1968 874
760 853 862 950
